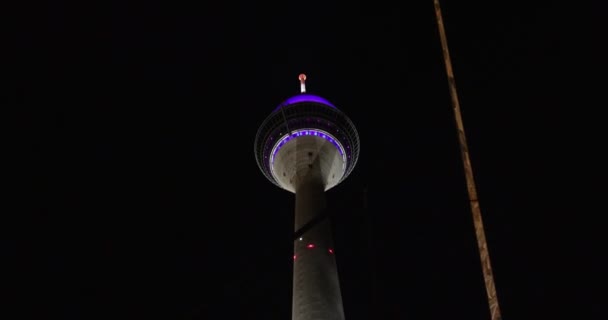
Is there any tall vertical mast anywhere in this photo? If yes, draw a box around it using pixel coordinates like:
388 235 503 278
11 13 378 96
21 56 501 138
433 1 503 319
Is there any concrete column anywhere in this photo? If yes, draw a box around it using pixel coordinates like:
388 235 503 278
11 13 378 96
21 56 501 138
292 166 345 320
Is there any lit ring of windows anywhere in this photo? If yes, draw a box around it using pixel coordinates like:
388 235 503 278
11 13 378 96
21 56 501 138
269 128 347 182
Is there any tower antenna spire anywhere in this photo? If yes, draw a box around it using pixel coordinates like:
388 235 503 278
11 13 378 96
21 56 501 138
299 73 307 93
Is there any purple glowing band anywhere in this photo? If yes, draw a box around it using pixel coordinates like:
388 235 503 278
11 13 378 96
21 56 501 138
273 94 336 111
269 128 347 175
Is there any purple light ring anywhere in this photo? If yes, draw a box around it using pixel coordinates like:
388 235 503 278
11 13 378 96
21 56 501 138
273 94 336 111
271 129 346 164
269 129 347 183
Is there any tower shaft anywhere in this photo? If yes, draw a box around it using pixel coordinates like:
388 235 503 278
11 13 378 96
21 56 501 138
292 167 345 320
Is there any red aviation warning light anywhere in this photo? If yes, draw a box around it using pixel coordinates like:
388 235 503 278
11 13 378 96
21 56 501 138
299 73 307 93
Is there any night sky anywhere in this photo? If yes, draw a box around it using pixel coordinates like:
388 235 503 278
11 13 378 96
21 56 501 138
10 1 606 319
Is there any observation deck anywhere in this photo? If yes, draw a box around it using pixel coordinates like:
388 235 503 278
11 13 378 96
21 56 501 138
254 93 360 193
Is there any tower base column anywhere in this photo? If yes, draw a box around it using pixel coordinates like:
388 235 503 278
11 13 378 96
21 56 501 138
292 170 345 320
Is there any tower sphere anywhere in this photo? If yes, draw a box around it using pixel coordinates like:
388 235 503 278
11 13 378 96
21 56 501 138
254 92 360 193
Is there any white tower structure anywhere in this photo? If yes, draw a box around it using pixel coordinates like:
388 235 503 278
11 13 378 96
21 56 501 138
254 75 360 320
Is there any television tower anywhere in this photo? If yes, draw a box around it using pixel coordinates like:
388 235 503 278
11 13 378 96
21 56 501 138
254 74 360 320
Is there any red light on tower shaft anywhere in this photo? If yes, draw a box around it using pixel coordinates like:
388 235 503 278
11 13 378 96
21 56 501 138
328 248 334 254
306 243 315 249
299 73 307 93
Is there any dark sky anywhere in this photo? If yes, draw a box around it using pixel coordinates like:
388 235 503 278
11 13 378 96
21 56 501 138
9 1 606 319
